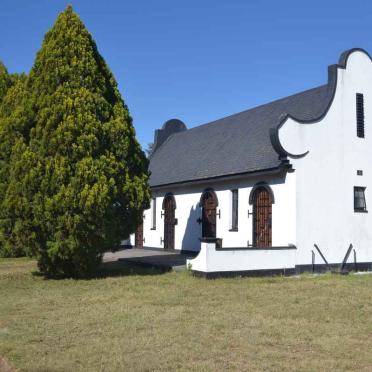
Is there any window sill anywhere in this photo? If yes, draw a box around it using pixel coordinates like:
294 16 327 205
150 227 156 230
229 228 238 232
354 209 368 213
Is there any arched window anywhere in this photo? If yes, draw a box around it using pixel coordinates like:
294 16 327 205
162 193 176 250
200 189 218 238
249 184 274 247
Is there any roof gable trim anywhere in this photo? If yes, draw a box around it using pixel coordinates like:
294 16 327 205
270 48 372 160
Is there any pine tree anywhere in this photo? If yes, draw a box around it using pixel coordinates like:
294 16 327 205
2 6 150 275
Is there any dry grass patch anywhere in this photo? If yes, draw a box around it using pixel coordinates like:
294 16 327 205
1 258 372 371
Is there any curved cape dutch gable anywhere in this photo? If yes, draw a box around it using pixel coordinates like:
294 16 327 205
149 48 372 188
270 48 372 159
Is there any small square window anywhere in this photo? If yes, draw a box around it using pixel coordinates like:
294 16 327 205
354 187 367 212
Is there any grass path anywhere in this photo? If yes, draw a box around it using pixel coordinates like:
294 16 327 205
1 258 372 371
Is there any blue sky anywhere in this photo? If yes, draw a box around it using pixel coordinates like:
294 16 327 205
1 0 371 149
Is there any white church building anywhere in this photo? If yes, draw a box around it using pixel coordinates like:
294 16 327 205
132 48 372 277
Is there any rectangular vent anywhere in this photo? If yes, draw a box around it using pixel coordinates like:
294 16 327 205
356 93 365 138
357 170 363 176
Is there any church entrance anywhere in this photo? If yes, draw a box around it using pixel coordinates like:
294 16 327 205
200 189 218 238
252 187 272 247
163 194 176 250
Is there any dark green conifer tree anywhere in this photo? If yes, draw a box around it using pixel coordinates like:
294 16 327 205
2 6 150 275
0 64 31 257
0 62 12 102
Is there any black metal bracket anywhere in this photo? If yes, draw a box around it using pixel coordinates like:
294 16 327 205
196 217 202 224
340 244 353 272
160 237 164 245
216 209 221 219
248 210 253 218
161 211 164 218
313 244 331 270
143 237 145 243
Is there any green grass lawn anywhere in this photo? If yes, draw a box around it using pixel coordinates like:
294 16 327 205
1 258 372 371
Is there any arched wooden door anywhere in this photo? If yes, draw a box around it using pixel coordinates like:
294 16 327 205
253 187 272 247
163 194 176 250
200 190 218 238
135 222 143 248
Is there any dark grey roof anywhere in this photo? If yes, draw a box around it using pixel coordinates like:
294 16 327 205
148 48 372 187
149 84 332 187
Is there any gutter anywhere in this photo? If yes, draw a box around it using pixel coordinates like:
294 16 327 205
150 162 292 191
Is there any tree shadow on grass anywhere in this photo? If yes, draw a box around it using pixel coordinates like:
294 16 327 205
95 260 170 278
31 260 169 280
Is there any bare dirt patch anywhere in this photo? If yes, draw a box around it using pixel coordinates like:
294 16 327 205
0 356 15 372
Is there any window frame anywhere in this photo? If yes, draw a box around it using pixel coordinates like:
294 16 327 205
354 186 367 213
229 189 239 231
150 197 157 229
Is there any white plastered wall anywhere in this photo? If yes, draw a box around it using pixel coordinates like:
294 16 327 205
279 50 372 266
143 172 296 252
187 241 296 273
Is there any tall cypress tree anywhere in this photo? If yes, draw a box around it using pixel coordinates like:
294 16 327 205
0 64 24 104
2 6 150 275
0 62 12 103
0 62 13 257
0 64 31 257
